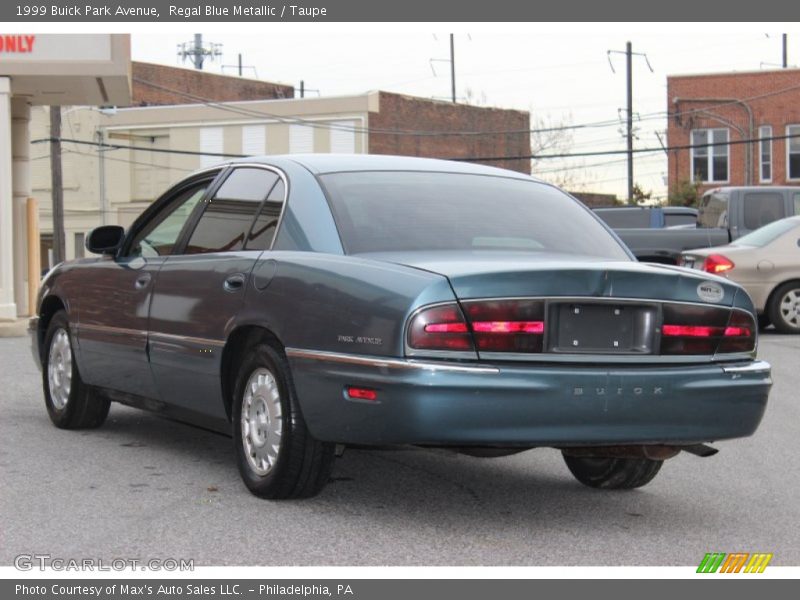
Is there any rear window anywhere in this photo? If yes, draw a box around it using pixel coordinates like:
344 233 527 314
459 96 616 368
320 171 630 259
698 193 729 228
733 217 799 247
742 192 786 231
664 211 697 227
594 208 652 228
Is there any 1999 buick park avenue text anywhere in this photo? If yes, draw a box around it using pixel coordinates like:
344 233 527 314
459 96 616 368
30 155 772 499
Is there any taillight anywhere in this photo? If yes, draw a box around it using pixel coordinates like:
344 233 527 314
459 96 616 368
407 303 473 351
463 299 545 352
703 254 735 274
407 300 546 354
717 310 756 353
660 305 755 355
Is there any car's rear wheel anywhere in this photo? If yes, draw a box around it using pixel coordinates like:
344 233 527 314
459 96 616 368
768 282 800 334
233 342 334 499
562 453 663 490
42 310 110 429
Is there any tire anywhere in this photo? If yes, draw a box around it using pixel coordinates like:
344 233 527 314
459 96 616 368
757 314 771 330
767 281 800 334
233 342 334 499
562 453 663 490
42 310 110 429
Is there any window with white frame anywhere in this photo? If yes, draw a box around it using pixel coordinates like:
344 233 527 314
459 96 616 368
330 120 356 153
241 125 266 156
759 126 772 183
199 127 224 168
289 124 314 153
787 125 800 180
691 128 729 183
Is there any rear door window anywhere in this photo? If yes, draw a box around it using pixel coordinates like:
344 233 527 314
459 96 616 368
246 180 285 250
184 167 279 254
742 192 786 231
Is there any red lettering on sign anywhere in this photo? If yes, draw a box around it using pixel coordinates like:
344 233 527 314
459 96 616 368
0 35 36 53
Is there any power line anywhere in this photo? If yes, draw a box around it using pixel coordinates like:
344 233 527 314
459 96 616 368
130 74 800 139
453 130 800 162
30 130 800 165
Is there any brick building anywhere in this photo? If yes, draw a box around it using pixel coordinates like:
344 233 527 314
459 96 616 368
369 91 530 173
667 68 800 196
131 61 294 105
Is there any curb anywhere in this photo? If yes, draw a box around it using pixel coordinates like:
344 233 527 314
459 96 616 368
0 319 28 338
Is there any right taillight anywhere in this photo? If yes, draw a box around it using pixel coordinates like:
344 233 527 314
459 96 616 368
717 310 756 353
703 254 735 274
660 305 755 355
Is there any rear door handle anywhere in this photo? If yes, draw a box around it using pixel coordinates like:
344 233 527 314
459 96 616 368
134 273 152 290
224 273 246 293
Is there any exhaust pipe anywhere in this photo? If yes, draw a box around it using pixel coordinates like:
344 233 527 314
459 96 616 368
681 443 719 458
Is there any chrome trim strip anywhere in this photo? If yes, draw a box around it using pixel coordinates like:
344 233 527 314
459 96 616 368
77 323 148 338
721 361 772 375
285 348 500 374
77 324 225 348
149 331 226 348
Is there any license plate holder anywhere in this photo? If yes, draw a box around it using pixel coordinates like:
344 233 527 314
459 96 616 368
550 303 655 354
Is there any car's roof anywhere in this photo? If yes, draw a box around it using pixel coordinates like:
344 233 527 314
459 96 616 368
227 153 540 181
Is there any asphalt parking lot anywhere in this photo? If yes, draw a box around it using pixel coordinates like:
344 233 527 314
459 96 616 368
1 333 798 567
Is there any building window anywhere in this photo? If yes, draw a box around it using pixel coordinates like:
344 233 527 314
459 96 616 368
199 127 224 168
330 120 356 153
759 126 772 183
289 124 314 153
691 128 729 183
242 125 266 156
787 125 800 180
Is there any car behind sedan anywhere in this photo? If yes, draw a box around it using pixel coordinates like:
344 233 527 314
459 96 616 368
681 216 800 333
31 155 771 499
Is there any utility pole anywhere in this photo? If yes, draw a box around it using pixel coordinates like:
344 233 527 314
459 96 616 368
300 80 304 98
625 42 633 203
608 42 654 204
783 34 788 68
49 106 65 265
450 33 456 103
177 34 222 71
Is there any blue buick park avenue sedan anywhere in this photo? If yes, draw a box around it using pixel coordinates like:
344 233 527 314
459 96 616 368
31 155 772 498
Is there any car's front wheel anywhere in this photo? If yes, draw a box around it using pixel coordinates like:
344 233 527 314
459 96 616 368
768 281 800 334
42 310 110 429
233 342 334 499
562 453 663 490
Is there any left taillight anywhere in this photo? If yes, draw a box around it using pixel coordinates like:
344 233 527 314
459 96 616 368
407 303 473 351
463 299 545 352
406 300 546 355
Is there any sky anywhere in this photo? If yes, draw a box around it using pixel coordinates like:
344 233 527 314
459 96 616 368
131 30 797 199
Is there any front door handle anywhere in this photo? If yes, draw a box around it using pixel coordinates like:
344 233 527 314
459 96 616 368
134 273 152 290
224 273 246 293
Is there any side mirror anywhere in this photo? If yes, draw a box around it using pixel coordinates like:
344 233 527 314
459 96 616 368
86 225 125 255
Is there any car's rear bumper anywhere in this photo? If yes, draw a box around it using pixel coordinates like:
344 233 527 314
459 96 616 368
287 348 771 447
